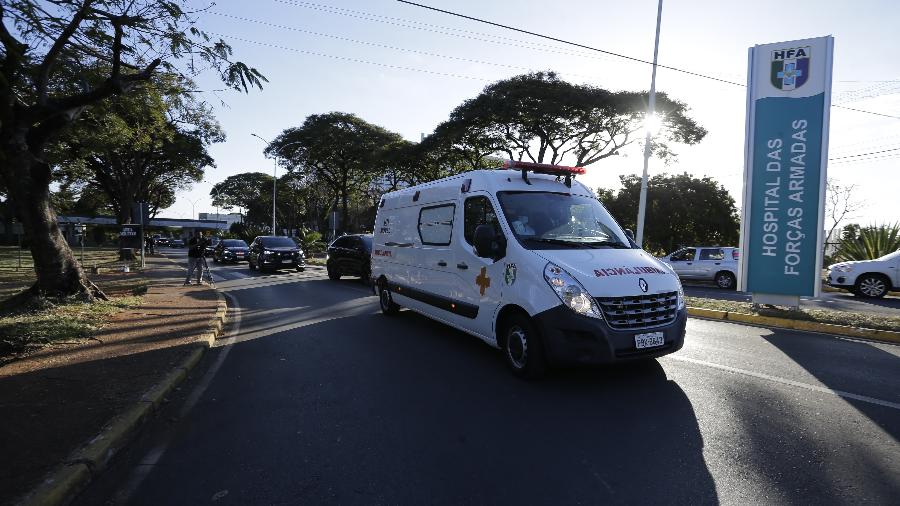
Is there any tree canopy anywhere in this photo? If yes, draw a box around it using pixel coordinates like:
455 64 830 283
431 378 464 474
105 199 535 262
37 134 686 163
55 74 222 223
599 173 739 255
266 112 403 233
0 0 264 301
427 71 707 167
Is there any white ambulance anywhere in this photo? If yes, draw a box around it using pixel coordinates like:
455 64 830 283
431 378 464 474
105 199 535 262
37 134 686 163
371 161 686 378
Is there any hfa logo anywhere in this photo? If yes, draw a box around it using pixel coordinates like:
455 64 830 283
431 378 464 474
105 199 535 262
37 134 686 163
771 46 810 90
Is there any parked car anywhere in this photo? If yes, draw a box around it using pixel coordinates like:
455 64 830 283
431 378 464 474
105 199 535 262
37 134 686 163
326 234 373 282
213 239 250 263
248 236 305 272
827 250 899 298
204 236 221 257
152 234 170 247
659 246 740 289
170 238 185 248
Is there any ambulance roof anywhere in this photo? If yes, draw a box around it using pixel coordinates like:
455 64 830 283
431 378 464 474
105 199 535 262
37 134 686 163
379 169 594 210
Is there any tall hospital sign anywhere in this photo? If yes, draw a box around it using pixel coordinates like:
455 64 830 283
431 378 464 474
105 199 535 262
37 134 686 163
739 36 834 306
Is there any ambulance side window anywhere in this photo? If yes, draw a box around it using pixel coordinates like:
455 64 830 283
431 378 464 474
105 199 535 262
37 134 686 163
418 204 455 246
464 196 501 245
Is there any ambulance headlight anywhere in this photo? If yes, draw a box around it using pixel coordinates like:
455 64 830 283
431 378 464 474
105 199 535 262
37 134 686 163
676 281 686 310
543 263 602 319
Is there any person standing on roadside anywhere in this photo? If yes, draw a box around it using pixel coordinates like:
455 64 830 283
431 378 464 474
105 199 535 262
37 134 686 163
184 230 208 286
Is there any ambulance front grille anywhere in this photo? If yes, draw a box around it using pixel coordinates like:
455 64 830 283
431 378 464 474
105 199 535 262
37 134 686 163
595 291 678 330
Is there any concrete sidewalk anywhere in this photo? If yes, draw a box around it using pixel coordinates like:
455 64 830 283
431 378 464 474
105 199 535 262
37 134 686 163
0 256 225 505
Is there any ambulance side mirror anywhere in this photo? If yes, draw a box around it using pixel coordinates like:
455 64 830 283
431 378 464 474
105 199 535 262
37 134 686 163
474 224 505 260
625 229 635 242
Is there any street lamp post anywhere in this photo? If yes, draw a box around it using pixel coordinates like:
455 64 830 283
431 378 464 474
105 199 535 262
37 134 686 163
251 133 305 236
635 0 664 248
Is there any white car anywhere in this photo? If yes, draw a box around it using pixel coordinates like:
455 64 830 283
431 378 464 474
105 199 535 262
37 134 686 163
827 250 899 298
371 161 686 378
659 247 740 289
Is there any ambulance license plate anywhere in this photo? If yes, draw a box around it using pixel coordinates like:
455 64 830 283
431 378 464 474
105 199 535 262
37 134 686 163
634 331 664 349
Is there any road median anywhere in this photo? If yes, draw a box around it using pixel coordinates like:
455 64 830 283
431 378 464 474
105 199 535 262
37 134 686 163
1 256 227 506
687 306 900 344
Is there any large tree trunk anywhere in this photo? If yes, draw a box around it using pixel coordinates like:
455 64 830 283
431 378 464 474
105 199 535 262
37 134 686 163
1 133 102 303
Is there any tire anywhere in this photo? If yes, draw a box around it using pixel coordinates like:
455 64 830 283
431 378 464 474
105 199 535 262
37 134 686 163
327 264 341 281
501 313 547 379
360 264 371 284
854 274 890 298
378 285 400 315
715 271 737 290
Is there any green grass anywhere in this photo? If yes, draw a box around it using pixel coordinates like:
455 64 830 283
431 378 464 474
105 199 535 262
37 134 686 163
0 295 143 358
0 245 123 271
686 296 900 332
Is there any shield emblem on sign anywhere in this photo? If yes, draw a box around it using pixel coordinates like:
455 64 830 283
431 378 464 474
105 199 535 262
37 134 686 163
771 46 810 90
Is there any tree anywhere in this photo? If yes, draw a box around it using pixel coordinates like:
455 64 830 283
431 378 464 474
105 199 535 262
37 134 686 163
824 178 864 254
267 112 403 233
599 173 740 255
0 1 265 302
835 223 900 261
56 74 222 224
432 71 706 167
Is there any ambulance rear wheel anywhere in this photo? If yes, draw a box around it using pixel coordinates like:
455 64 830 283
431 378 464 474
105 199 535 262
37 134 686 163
502 314 547 379
379 286 400 315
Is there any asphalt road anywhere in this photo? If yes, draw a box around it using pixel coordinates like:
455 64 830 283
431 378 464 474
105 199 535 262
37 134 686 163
75 249 900 505
683 283 900 316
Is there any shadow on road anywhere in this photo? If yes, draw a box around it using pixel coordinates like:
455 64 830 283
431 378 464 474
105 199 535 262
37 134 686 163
112 274 719 505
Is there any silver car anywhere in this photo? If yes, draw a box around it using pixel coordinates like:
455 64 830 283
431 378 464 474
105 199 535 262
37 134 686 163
660 246 740 289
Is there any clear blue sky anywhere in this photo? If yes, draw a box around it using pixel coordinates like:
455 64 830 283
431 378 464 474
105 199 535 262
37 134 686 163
172 0 900 230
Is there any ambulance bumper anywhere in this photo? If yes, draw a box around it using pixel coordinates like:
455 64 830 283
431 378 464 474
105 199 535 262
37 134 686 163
532 306 687 366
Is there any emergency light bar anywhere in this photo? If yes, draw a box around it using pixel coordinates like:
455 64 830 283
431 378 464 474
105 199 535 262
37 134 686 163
502 160 586 186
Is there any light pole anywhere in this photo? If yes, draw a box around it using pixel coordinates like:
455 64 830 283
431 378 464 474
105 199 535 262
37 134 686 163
188 197 203 220
635 0 664 248
252 133 304 236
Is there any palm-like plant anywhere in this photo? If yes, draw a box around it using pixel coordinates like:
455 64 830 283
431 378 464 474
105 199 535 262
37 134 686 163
836 223 900 261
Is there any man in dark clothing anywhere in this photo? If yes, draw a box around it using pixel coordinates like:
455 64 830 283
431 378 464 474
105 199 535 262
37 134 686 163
184 231 209 285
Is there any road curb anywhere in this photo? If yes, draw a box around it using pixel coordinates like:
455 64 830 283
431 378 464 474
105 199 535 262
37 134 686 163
20 289 228 506
687 306 900 344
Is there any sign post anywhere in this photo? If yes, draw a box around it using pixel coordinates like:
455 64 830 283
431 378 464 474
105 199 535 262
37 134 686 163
738 36 834 307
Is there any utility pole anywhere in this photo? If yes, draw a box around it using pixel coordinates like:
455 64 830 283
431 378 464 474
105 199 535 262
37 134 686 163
635 0 664 248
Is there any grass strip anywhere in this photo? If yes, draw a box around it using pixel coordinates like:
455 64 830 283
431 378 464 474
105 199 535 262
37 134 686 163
0 296 143 359
686 296 900 333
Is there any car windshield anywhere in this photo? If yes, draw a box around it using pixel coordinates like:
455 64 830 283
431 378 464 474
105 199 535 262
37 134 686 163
223 240 248 248
497 191 632 249
261 237 297 248
876 249 900 261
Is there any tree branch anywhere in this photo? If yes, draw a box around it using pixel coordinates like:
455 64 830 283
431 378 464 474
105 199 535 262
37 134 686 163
36 0 94 105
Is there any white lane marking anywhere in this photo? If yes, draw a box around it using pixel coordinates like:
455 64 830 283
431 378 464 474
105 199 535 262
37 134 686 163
111 291 243 504
668 355 900 411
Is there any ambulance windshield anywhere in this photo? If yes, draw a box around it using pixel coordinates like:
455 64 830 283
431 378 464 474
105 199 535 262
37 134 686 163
497 192 632 249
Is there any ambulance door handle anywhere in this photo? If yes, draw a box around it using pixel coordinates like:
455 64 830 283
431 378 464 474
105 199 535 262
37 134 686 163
714 262 721 265
437 261 447 267
457 262 469 270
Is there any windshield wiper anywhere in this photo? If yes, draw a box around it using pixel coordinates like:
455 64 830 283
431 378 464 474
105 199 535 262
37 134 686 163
527 238 594 248
585 240 631 249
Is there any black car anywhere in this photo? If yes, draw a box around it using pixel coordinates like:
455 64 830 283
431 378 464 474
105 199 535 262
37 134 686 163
248 236 305 272
213 239 250 263
204 236 221 257
170 238 185 248
326 234 372 282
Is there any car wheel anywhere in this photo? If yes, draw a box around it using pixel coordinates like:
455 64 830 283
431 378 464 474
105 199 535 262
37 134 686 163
715 271 736 290
327 264 341 281
501 313 547 379
360 264 371 284
855 274 889 298
378 285 400 315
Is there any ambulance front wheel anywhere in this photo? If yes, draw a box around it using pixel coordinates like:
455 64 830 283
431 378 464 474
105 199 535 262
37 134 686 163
379 286 400 315
501 313 547 379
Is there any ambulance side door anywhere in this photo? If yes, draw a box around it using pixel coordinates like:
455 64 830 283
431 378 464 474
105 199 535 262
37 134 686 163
449 194 506 343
